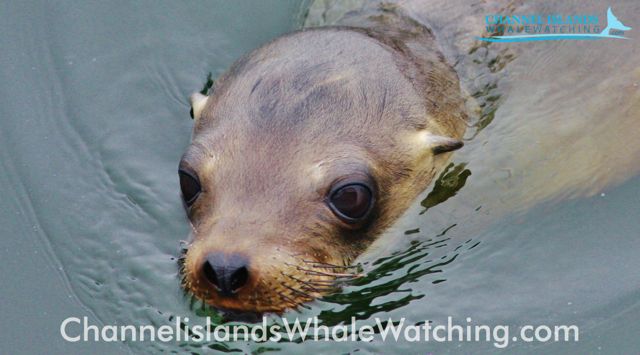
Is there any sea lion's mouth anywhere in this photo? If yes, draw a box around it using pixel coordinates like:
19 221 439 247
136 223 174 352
178 247 362 315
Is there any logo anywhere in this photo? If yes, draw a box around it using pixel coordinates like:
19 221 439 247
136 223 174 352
477 6 631 42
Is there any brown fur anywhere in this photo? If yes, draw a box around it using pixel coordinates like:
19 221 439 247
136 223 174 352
180 7 466 314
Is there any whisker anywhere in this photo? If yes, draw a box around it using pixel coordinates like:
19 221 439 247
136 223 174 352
301 284 338 293
294 302 311 310
278 292 304 309
281 284 312 299
303 279 336 286
283 270 342 294
301 268 363 278
285 262 360 278
282 272 314 285
301 260 359 269
282 273 325 293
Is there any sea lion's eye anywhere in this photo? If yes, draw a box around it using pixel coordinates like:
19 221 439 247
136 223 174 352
328 183 374 223
179 169 201 206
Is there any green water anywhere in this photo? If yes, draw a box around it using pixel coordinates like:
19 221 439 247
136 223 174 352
1 1 639 354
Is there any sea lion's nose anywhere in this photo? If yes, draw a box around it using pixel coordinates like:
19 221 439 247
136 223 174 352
201 252 250 296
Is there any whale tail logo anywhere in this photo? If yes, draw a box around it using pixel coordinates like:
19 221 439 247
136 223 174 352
600 7 631 35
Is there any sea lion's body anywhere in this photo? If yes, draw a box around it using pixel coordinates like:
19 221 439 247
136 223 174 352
308 0 640 212
180 0 640 314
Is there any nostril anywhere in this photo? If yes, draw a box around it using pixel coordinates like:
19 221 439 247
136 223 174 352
201 252 250 296
202 259 220 289
229 266 249 292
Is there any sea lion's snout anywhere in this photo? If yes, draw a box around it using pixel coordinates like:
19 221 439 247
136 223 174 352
200 252 250 297
182 238 344 314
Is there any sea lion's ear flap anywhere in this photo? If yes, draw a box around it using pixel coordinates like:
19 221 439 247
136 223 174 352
423 133 464 155
189 92 209 121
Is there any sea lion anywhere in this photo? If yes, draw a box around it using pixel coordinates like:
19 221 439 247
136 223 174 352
179 0 640 314
179 5 467 314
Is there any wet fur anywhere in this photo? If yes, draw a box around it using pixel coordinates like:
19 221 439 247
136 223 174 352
180 5 467 314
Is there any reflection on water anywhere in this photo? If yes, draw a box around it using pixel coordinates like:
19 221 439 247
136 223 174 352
420 162 472 214
317 226 479 325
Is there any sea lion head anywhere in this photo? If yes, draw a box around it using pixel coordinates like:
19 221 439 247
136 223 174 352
179 28 465 314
